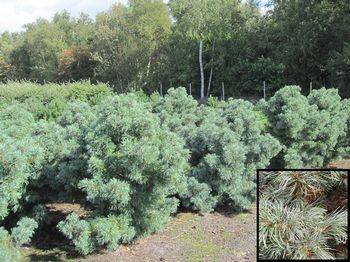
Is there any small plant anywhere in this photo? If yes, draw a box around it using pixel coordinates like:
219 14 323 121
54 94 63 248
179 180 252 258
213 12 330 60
259 170 348 260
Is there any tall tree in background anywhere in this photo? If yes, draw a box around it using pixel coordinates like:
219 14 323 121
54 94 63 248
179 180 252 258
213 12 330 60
167 0 276 97
267 0 350 95
0 0 348 97
168 0 241 99
92 0 171 92
8 11 94 82
0 32 23 81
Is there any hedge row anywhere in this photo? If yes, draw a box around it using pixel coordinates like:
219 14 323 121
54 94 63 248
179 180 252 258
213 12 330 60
0 83 349 258
0 81 112 120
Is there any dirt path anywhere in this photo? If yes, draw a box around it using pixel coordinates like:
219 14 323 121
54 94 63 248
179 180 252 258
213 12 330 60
100 205 256 262
27 204 257 262
329 159 350 169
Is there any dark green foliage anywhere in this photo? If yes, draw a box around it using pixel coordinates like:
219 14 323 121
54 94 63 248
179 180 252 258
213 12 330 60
0 1 349 97
267 0 350 95
259 171 348 259
231 57 285 93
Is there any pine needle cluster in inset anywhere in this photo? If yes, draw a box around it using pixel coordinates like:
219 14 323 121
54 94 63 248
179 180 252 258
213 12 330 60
259 170 348 260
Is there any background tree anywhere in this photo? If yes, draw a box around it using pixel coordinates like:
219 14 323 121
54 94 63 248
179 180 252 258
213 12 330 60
92 0 171 93
266 0 350 96
0 0 349 98
9 11 94 83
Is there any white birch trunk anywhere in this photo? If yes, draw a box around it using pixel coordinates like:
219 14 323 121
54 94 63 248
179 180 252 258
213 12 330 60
159 80 163 96
199 40 205 100
206 41 215 98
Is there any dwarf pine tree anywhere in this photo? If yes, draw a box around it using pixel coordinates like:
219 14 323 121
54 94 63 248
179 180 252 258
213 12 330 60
153 88 281 212
0 106 43 261
259 170 348 260
259 86 349 168
57 93 190 253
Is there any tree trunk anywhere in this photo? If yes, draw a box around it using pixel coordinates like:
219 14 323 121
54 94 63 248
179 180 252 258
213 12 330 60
159 80 163 96
310 81 313 94
146 55 152 79
206 41 215 98
142 55 152 87
206 67 213 98
221 82 225 100
199 40 205 100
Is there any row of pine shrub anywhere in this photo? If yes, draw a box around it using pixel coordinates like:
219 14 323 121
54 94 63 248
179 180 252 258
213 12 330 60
0 82 349 258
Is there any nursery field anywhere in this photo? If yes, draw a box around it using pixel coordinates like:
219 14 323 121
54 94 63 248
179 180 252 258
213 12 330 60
0 82 349 261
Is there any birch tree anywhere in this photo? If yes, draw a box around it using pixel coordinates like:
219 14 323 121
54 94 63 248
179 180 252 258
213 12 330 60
169 0 238 100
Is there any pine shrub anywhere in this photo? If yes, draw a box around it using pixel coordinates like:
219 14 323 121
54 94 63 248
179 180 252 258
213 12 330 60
11 217 38 246
57 213 135 255
0 227 23 262
0 83 348 257
0 217 37 262
259 86 349 168
0 122 44 221
56 93 190 253
81 93 189 233
153 88 281 211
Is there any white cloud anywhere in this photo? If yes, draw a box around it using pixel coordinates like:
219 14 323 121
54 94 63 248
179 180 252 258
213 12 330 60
0 0 126 33
0 0 271 33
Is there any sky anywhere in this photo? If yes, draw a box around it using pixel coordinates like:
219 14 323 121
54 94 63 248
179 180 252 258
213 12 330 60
0 0 126 33
0 0 271 33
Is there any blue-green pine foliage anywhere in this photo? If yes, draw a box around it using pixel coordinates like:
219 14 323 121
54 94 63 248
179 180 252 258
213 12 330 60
259 171 347 259
0 83 348 256
259 86 349 167
0 227 22 262
153 88 281 212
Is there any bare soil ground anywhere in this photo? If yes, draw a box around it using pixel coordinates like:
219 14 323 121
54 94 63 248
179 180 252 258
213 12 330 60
25 204 257 262
329 159 350 169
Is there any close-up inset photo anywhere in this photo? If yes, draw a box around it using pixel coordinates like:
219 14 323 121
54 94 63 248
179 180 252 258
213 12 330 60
258 170 349 260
